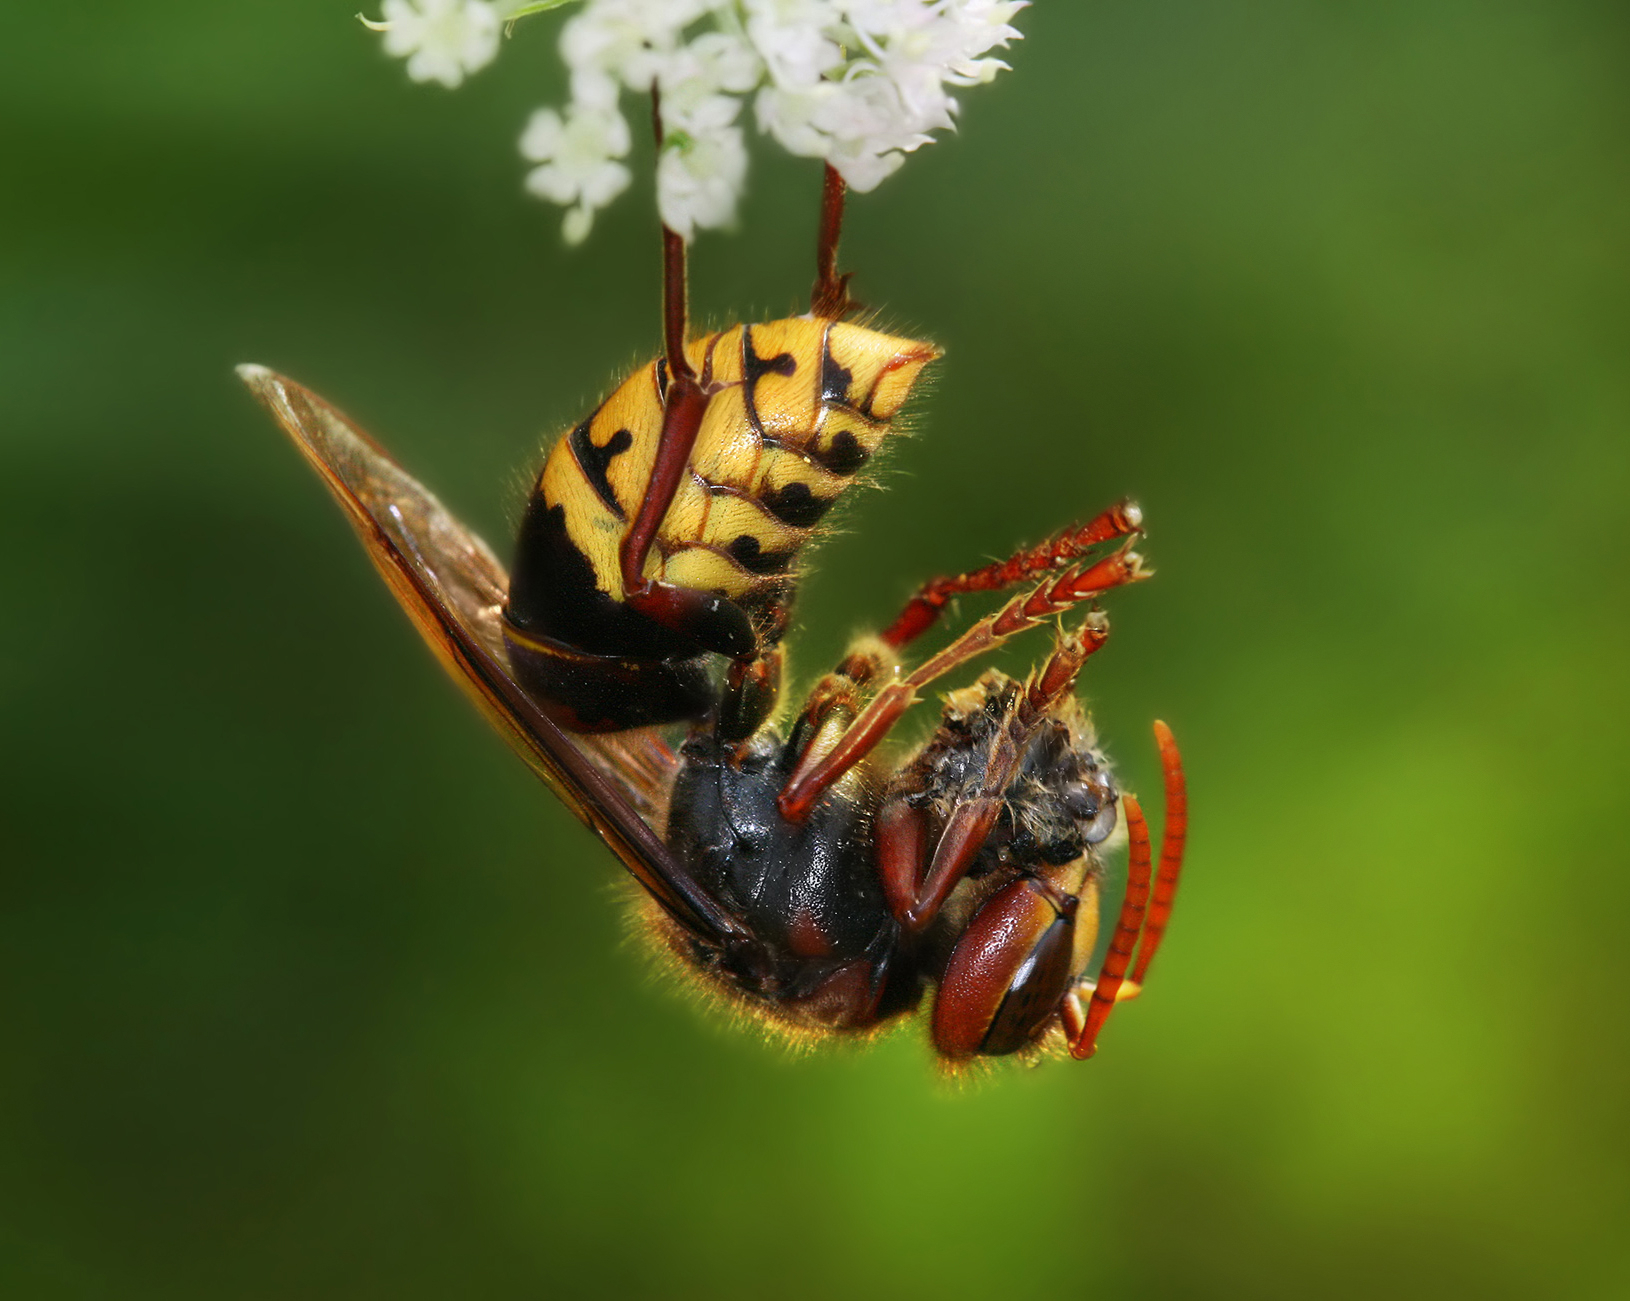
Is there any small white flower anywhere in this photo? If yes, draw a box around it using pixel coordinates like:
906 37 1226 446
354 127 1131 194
824 132 910 192
846 6 971 132
373 0 502 89
653 31 762 132
755 84 830 156
658 122 749 240
744 0 844 88
561 0 716 93
521 102 634 242
940 0 1027 84
681 30 765 98
746 1 1027 193
759 66 932 191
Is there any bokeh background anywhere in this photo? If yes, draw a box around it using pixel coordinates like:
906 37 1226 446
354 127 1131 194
5 2 1628 1297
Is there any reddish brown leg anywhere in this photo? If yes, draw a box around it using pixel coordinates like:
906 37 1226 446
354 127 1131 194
883 501 1144 649
1068 793 1154 1060
1130 720 1188 986
810 163 858 320
778 544 1146 822
615 94 753 659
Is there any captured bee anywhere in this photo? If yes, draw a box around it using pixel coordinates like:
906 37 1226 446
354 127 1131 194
242 164 1187 1065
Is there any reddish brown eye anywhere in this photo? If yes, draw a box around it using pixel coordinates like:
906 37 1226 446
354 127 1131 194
979 909 1078 1056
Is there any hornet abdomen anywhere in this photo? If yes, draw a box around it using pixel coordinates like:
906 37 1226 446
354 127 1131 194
503 317 937 731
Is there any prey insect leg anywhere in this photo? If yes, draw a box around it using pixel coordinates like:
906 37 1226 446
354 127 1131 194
777 545 1147 823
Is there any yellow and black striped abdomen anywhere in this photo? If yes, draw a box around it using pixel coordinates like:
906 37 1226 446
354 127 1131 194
506 317 937 664
656 319 937 632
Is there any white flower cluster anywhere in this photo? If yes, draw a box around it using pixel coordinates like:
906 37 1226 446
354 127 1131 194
366 0 503 89
371 0 1027 244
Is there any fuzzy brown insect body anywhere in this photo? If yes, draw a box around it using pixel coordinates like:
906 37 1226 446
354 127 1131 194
244 164 1187 1066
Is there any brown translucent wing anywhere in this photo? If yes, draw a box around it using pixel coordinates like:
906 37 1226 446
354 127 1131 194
239 365 739 944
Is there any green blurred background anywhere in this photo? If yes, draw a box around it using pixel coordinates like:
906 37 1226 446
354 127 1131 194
4 1 1628 1297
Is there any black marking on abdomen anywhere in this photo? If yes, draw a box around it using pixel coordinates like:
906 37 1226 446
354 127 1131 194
808 428 868 477
740 327 798 449
744 326 798 384
740 337 769 442
507 500 709 659
820 333 853 406
727 534 798 576
569 421 634 520
760 480 835 528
